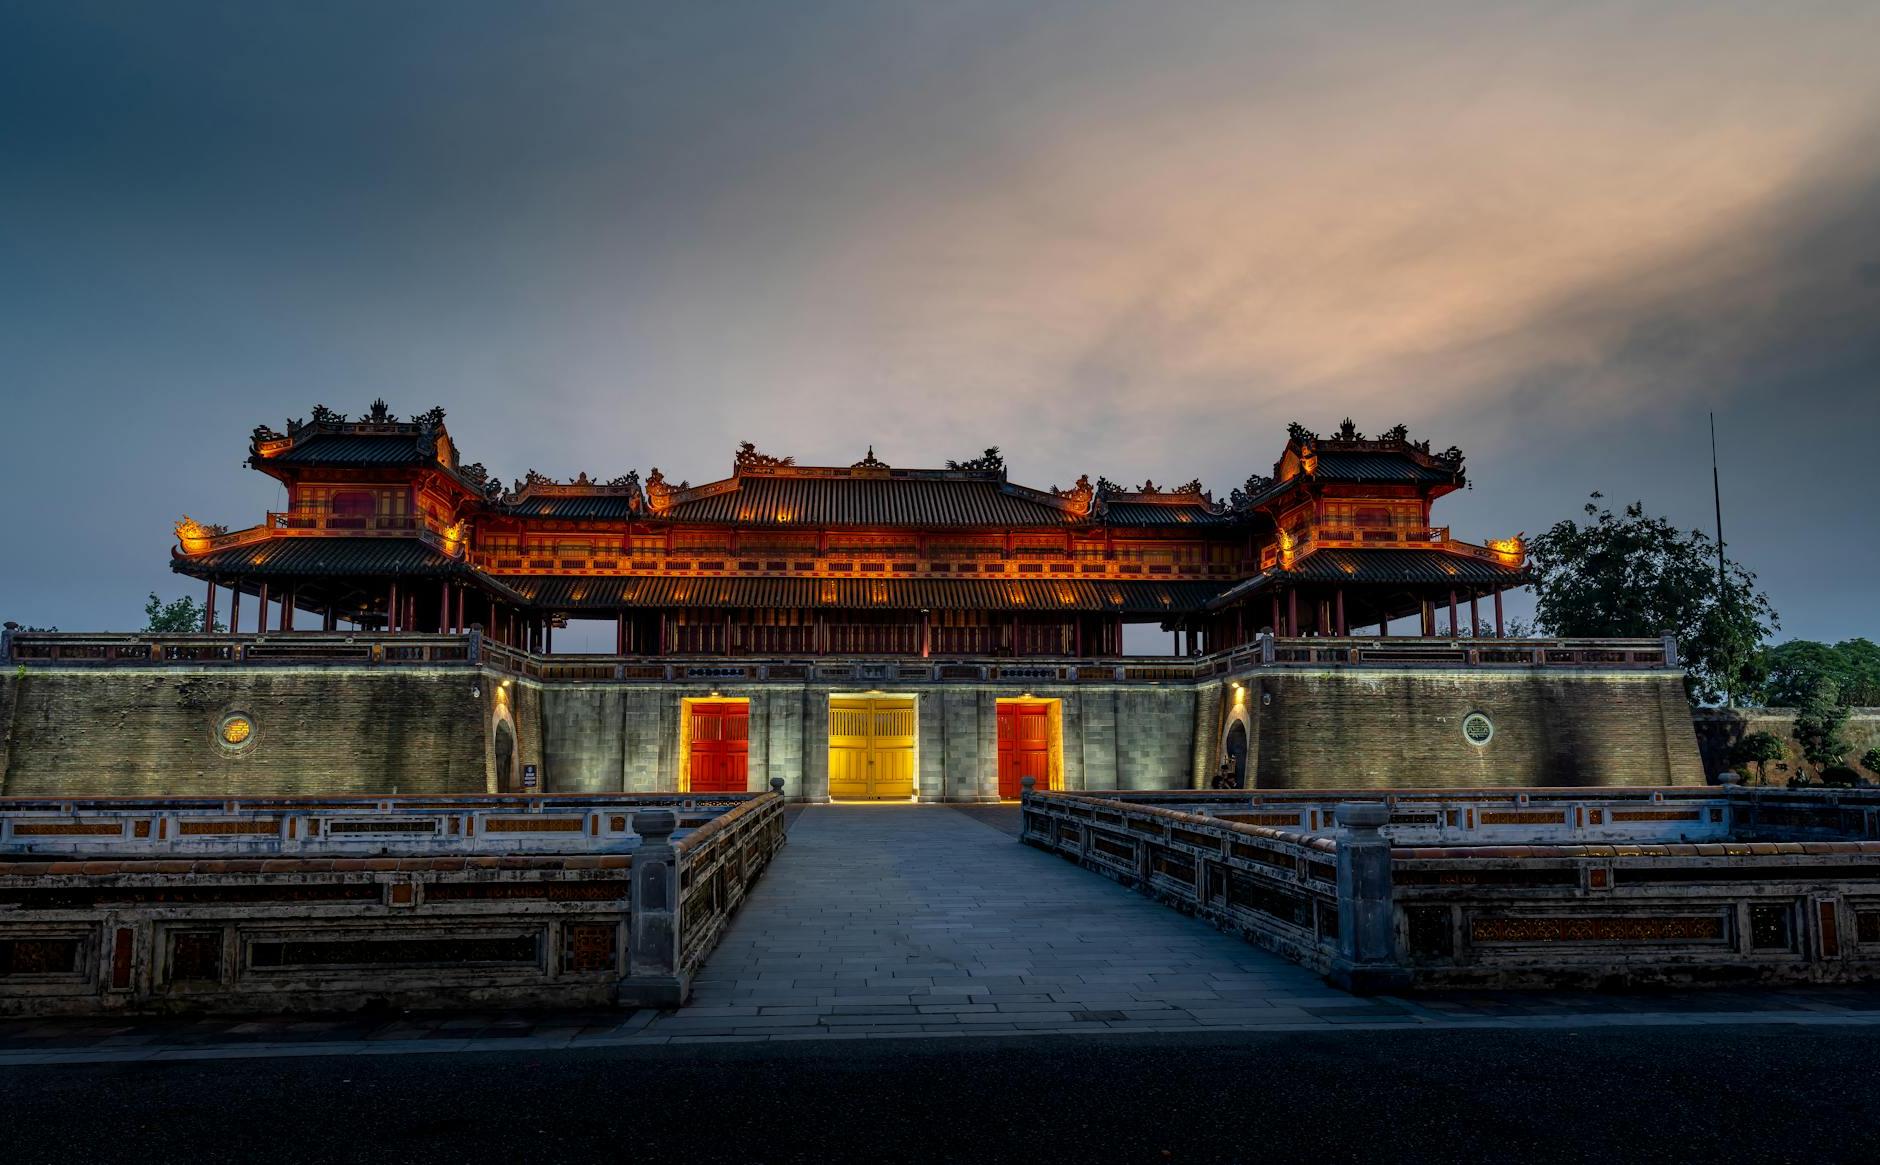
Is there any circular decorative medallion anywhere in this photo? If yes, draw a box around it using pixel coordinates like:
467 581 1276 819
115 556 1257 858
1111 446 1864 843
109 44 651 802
1461 711 1494 746
217 713 256 751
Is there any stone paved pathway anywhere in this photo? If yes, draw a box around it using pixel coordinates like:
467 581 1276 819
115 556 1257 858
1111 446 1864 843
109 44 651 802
4 805 1880 1063
670 804 1355 1038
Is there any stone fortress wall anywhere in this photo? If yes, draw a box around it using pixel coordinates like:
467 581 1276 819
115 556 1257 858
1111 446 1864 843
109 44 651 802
0 633 1706 798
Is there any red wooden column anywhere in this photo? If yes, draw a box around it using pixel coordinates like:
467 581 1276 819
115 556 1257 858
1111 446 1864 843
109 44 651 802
439 580 450 633
1287 590 1299 638
1421 599 1435 637
228 585 240 635
281 589 295 631
1447 589 1459 639
921 610 932 658
1335 589 1347 636
1270 595 1282 635
203 577 218 633
257 583 270 632
1470 592 1481 638
387 583 399 633
616 612 627 656
1494 589 1505 637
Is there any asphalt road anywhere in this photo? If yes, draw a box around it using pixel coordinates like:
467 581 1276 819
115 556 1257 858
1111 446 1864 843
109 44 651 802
5 1025 1876 1164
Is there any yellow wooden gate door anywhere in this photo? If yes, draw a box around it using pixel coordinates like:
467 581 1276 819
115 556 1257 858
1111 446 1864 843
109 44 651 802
828 697 916 800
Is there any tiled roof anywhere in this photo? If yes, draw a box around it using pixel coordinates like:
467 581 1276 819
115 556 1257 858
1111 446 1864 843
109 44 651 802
1205 548 1524 609
661 474 1080 527
503 495 641 520
1101 501 1235 526
503 575 1229 613
174 537 471 577
1310 451 1459 484
269 433 434 465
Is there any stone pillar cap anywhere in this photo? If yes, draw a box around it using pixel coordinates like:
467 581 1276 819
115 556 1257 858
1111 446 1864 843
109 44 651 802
632 808 678 838
1335 802 1390 829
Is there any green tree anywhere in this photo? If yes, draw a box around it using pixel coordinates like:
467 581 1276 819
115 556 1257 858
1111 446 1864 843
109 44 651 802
143 592 223 634
1861 747 1880 775
1729 731 1786 785
1526 494 1777 704
1793 679 1851 770
1756 639 1880 708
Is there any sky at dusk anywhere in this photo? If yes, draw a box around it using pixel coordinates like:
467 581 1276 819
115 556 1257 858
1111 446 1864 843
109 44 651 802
2 1 1877 645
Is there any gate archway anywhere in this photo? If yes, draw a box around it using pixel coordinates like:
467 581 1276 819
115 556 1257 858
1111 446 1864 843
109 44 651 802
494 717 517 791
1221 720 1248 789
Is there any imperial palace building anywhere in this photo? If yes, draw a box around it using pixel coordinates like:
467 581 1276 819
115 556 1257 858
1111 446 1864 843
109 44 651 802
0 404 1706 800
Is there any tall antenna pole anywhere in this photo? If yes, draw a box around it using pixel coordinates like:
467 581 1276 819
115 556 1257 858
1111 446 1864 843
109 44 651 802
1711 412 1730 706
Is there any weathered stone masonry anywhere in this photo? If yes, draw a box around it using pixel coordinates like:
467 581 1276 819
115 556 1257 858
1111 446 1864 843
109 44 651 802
0 642 1704 798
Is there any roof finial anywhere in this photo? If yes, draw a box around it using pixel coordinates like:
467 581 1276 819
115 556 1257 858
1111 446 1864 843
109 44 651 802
852 445 889 470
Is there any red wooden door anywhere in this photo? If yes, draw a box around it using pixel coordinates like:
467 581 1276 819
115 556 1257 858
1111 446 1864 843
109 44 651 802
997 703 1051 799
689 701 749 793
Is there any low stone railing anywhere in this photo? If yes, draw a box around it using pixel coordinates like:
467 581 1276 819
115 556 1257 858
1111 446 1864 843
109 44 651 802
0 792 760 857
1093 787 1738 846
6 630 1681 682
0 786 787 1015
1017 783 1401 991
1022 783 1880 991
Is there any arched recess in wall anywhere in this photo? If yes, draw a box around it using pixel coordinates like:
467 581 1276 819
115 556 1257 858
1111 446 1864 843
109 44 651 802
492 714 518 793
1220 719 1249 789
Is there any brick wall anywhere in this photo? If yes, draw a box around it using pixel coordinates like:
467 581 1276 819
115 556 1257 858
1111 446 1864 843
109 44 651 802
0 668 490 797
2 663 1706 798
1241 669 1704 788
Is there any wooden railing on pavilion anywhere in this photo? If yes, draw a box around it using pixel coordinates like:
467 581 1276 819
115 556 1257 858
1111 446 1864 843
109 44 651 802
1258 526 1520 571
470 548 1243 582
183 512 459 556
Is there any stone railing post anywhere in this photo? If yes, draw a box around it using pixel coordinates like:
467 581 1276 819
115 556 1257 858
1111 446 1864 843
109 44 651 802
466 625 482 663
624 808 686 1006
1660 632 1678 666
1259 630 1275 665
1330 802 1410 993
1021 774 1035 802
770 776 786 797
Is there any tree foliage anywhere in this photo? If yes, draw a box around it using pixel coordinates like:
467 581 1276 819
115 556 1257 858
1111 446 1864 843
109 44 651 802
143 592 222 634
1862 748 1880 775
1793 679 1852 769
945 448 1004 471
1755 638 1880 708
1525 494 1776 704
1729 731 1786 784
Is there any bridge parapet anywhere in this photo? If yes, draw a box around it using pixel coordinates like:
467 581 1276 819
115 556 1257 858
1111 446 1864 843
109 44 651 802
0 792 760 858
0 791 785 1015
1021 786 1880 991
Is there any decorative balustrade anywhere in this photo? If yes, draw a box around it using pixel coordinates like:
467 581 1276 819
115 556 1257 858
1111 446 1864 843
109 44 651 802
470 549 1240 582
0 788 786 1014
1023 786 1880 990
0 791 767 857
5 631 1678 679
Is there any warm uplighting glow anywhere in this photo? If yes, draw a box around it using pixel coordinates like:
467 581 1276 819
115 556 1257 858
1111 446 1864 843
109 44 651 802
442 519 468 555
1276 529 1297 571
175 516 215 555
1488 536 1527 566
